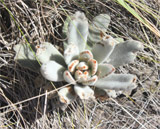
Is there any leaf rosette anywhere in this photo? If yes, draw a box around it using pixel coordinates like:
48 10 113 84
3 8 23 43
14 11 143 105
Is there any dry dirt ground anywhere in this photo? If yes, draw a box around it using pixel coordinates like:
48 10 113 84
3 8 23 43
0 0 160 129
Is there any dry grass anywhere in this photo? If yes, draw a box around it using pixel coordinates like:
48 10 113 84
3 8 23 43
0 0 160 128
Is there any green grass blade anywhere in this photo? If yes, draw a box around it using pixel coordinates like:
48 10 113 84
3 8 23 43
116 0 160 37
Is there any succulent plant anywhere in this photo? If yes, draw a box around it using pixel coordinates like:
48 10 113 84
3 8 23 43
14 11 143 106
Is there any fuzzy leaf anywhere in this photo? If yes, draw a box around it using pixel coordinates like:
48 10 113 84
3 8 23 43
96 64 115 79
82 75 98 86
68 11 89 52
107 40 143 67
74 85 94 99
92 14 111 30
88 58 98 76
40 61 65 82
105 90 122 98
14 43 39 72
79 50 93 62
36 42 65 66
68 60 79 73
76 62 88 71
94 74 137 91
88 14 111 46
64 44 79 64
63 70 76 84
91 35 115 63
58 86 76 104
74 70 88 83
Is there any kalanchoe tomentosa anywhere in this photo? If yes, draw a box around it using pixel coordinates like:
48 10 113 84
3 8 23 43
14 11 143 105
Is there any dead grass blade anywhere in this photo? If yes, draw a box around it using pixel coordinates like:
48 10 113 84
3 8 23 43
111 98 147 129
